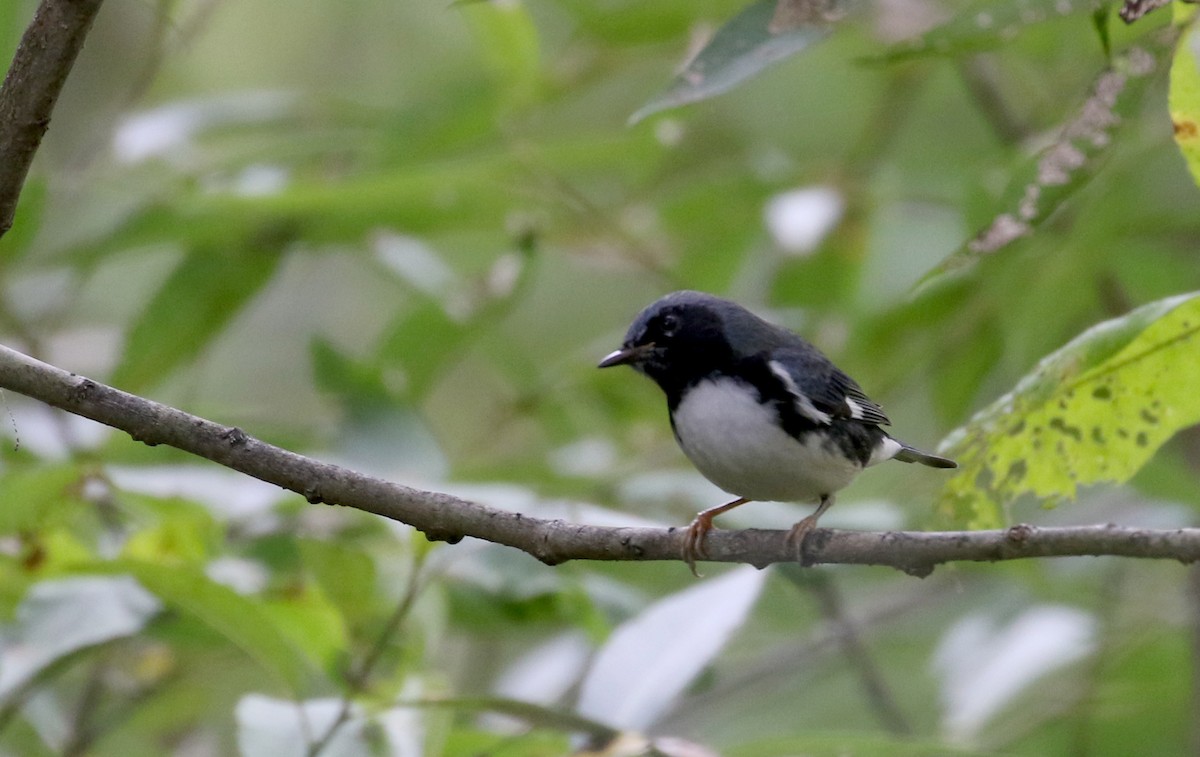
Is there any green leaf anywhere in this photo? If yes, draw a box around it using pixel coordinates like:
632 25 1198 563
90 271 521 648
299 538 377 628
310 337 392 408
931 317 1004 423
0 465 84 534
1092 3 1112 60
262 588 347 673
666 177 766 291
937 291 1200 528
920 45 1162 287
122 506 220 565
1074 631 1188 755
379 300 474 401
1169 11 1200 188
871 0 1101 63
375 246 534 402
460 0 541 107
82 131 661 259
442 727 570 756
111 240 285 391
729 733 981 757
629 0 842 124
537 0 698 44
117 561 317 694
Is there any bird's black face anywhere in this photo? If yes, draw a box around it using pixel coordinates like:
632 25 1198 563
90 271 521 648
598 295 733 394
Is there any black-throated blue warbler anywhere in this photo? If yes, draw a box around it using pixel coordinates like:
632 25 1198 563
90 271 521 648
599 291 955 573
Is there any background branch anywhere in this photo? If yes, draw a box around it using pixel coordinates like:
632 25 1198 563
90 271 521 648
0 344 1196 575
791 569 913 734
0 0 106 238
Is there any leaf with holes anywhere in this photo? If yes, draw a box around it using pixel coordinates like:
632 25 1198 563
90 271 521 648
918 45 1161 288
936 291 1200 528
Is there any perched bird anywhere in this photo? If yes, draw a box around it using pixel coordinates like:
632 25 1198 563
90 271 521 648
599 291 955 574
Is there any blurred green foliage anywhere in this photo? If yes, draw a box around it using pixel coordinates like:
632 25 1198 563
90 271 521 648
0 0 1199 754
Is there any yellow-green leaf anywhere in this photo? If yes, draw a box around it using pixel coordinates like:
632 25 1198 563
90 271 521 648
263 589 347 674
937 291 1200 528
461 0 541 108
1169 11 1200 187
122 507 220 565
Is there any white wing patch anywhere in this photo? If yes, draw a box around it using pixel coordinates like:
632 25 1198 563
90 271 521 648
844 397 865 420
768 360 832 425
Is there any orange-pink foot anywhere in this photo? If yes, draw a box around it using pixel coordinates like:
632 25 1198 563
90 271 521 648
680 497 750 577
785 494 834 564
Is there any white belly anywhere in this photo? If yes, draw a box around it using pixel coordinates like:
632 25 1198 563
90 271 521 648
672 377 863 502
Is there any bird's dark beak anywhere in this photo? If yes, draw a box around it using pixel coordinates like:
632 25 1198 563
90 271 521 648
598 343 655 368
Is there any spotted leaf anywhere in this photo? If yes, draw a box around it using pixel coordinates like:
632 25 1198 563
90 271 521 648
936 292 1200 528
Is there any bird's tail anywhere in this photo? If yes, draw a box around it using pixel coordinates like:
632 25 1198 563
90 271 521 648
894 443 957 469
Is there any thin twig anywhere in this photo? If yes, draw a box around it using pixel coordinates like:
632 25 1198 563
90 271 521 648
659 572 953 735
787 569 912 735
0 0 106 239
0 638 121 739
0 345 1198 573
307 551 429 757
955 56 1029 146
61 657 108 757
1070 561 1126 755
121 0 224 110
399 696 620 743
847 64 926 172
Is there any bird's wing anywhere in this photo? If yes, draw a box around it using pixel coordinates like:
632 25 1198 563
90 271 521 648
765 348 891 426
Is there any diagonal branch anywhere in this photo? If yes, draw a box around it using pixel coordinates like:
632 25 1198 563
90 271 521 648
1 0 1195 579
0 344 1197 576
0 0 106 239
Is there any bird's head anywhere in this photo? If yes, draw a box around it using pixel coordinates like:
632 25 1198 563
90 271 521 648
598 291 739 389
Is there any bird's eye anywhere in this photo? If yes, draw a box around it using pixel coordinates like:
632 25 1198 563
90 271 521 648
659 313 679 337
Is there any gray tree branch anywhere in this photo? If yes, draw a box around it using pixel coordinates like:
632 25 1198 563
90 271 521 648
1 0 1197 578
0 0 106 238
0 344 1197 576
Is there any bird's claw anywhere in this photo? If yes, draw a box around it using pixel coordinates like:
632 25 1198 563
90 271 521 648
682 516 714 577
785 495 833 566
680 498 750 577
786 515 818 564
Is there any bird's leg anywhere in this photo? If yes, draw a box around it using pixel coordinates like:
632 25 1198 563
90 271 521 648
682 497 750 577
786 494 834 563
